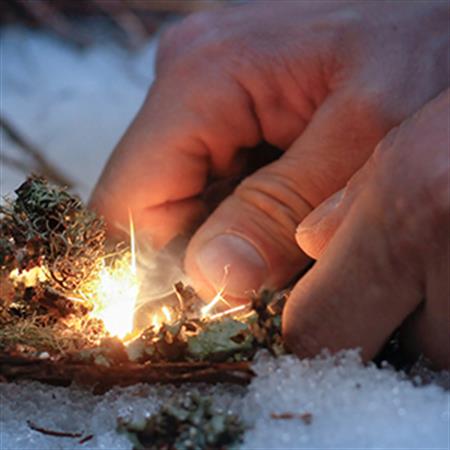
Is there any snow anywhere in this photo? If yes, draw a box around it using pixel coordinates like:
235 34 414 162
1 25 156 201
0 26 449 450
0 351 448 450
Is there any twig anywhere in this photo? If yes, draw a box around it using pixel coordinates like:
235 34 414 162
79 434 94 444
92 0 149 48
0 115 75 188
27 420 83 438
13 0 91 48
0 354 255 393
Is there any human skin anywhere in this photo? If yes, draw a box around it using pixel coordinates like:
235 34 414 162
287 89 449 369
90 2 449 365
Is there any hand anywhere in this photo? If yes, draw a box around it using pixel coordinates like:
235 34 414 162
90 1 448 300
284 89 450 369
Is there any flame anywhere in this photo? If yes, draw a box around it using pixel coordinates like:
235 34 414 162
152 314 160 330
9 266 47 287
87 214 139 339
162 305 172 323
89 255 139 339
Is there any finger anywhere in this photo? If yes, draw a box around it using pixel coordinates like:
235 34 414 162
90 65 262 247
185 90 395 299
295 188 346 259
400 243 450 369
296 153 377 259
283 185 423 362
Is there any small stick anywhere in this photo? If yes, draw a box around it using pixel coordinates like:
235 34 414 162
27 420 83 438
0 354 255 392
92 0 149 48
0 115 75 188
14 0 90 48
79 434 94 444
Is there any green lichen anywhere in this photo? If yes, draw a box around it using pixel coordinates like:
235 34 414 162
0 175 105 292
118 394 245 450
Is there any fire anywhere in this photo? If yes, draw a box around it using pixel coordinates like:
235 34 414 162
89 254 139 339
87 214 139 339
162 306 172 323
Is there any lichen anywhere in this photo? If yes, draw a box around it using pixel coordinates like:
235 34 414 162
118 394 245 450
0 175 105 292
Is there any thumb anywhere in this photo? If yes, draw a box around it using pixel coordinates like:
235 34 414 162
185 156 313 299
185 92 392 299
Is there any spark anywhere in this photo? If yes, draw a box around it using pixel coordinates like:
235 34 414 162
208 303 250 321
201 288 229 317
128 209 137 275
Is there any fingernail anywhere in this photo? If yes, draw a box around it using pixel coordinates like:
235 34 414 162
196 234 268 296
297 190 344 235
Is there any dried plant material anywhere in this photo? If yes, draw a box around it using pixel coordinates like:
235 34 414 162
187 318 254 361
0 176 289 391
0 354 254 391
0 176 105 292
118 394 245 450
247 289 288 356
0 315 106 356
126 286 287 365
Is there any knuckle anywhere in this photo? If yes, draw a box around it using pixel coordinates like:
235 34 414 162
235 168 312 243
157 20 240 77
177 10 218 35
157 24 183 60
157 13 212 66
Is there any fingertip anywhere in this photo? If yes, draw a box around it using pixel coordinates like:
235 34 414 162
185 232 269 302
295 189 346 258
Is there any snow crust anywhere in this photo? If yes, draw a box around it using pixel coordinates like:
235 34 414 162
0 351 448 449
0 27 449 449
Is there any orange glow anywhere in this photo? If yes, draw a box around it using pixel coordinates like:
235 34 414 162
86 214 140 339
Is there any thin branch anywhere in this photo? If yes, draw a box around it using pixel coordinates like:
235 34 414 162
1 115 75 188
14 0 91 48
27 420 83 438
92 0 149 48
0 354 255 393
